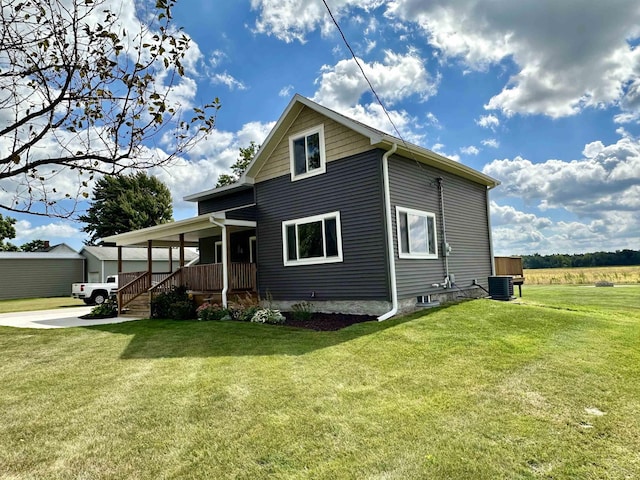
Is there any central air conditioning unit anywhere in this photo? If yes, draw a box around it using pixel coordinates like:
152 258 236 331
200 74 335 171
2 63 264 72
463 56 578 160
488 276 514 301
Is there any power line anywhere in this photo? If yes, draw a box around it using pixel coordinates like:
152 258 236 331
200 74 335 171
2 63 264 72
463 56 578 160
320 0 408 147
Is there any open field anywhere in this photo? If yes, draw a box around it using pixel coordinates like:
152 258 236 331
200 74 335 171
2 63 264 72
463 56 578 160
0 297 84 314
524 264 640 285
0 285 639 479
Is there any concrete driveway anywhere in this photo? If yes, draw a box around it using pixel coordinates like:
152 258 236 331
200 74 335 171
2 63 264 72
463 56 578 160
0 307 142 329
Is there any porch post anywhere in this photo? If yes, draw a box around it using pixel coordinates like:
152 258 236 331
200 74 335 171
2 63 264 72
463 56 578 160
209 218 228 308
179 234 185 267
168 246 173 272
117 245 123 315
147 240 152 284
221 226 229 308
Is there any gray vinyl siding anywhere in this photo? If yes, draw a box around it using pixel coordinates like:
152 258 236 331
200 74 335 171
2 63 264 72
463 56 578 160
0 257 84 299
226 205 257 222
198 188 255 215
388 155 493 298
255 150 389 301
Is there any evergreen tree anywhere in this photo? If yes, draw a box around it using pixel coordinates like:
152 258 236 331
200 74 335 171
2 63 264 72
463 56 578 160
0 214 19 251
79 173 173 245
216 142 260 187
20 240 49 252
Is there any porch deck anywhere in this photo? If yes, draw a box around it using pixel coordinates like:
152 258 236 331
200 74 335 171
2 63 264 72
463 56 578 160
116 263 256 316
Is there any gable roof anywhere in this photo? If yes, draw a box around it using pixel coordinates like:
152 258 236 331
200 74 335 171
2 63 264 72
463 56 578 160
81 246 198 262
184 95 498 204
38 243 77 253
184 93 500 202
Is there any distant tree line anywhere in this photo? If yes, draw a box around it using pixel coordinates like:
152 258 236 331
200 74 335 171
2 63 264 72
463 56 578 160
522 250 640 269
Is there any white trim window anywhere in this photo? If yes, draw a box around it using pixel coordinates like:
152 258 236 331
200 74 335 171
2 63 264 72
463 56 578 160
289 124 326 181
396 207 438 259
282 211 343 266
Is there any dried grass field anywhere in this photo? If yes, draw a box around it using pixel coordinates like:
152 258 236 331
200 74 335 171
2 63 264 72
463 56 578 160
524 265 640 285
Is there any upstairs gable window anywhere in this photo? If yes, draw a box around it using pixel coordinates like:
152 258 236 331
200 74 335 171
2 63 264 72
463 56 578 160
289 125 326 181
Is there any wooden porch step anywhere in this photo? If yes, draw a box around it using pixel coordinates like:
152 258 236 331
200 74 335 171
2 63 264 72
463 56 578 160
120 293 150 318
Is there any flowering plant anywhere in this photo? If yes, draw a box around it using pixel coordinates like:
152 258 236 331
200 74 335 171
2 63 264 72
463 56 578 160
250 307 285 324
196 302 229 321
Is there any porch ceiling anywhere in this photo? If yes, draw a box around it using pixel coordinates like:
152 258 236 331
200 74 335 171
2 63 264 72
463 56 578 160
101 213 222 247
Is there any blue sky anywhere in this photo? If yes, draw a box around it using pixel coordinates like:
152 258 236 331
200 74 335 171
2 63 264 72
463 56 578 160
6 0 640 256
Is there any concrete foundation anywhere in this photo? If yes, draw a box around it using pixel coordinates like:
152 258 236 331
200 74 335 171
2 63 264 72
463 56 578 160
266 286 487 318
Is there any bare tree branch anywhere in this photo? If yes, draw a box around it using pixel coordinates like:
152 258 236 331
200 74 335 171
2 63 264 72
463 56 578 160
0 0 219 217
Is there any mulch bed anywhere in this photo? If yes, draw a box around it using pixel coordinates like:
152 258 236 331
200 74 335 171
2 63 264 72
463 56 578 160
282 312 377 331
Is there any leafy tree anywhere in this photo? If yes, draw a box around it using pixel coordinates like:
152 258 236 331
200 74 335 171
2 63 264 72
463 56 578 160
0 0 219 218
521 249 640 269
0 213 19 251
20 239 49 252
79 172 173 245
216 142 260 187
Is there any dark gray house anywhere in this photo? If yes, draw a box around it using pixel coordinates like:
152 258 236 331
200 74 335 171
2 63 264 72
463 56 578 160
104 95 499 319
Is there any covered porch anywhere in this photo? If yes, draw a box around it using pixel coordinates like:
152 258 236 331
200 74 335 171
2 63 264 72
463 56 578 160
102 212 257 317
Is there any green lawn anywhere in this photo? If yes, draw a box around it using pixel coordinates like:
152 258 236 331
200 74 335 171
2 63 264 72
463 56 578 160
0 297 84 314
1 286 639 479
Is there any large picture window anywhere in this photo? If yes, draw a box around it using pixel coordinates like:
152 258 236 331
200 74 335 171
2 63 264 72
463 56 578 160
396 207 438 259
282 211 342 266
289 125 326 181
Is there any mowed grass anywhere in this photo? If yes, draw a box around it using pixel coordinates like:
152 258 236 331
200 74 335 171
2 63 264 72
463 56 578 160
524 265 640 285
1 287 639 479
0 297 84 314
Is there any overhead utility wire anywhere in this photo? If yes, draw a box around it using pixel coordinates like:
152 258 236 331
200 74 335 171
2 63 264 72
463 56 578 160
320 0 410 149
321 0 438 176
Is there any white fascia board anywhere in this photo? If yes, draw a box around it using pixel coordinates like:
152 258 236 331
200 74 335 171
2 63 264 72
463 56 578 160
377 138 500 188
183 181 253 203
101 214 213 246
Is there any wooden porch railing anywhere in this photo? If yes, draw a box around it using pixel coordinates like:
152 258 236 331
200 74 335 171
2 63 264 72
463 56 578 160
118 263 257 314
149 263 256 293
230 263 257 290
117 271 151 315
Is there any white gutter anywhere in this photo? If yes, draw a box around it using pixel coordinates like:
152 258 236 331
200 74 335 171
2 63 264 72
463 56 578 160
378 143 399 321
209 217 228 308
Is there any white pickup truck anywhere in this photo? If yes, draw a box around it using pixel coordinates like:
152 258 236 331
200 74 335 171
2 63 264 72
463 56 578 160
72 275 118 305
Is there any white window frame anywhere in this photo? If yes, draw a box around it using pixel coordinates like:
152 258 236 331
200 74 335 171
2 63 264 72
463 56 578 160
289 124 326 181
396 206 438 259
282 211 343 266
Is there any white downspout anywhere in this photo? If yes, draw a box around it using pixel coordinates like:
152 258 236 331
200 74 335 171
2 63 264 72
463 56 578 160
436 178 451 288
486 188 496 276
378 143 399 321
210 218 228 308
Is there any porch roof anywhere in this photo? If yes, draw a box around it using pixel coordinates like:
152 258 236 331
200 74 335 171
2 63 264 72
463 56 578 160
101 213 256 247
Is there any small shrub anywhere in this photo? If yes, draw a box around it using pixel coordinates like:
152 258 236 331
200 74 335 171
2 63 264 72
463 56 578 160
228 293 261 322
251 307 285 325
196 302 229 321
151 286 194 319
168 300 197 320
290 301 313 322
89 298 117 318
238 305 259 322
